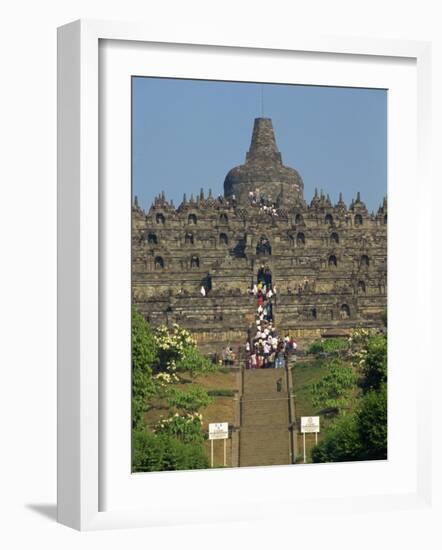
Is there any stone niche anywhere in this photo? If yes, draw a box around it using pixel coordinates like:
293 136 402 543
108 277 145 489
132 117 387 348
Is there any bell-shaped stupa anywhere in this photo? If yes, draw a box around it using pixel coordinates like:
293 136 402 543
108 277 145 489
223 118 304 207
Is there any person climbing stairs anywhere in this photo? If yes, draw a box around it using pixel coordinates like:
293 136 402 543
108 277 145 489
239 368 292 466
238 264 296 466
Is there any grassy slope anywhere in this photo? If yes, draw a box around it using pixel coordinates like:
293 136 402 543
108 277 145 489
292 358 328 462
143 348 360 466
144 369 239 467
292 352 359 463
197 370 238 467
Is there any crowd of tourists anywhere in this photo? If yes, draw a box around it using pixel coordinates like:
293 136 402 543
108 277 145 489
244 265 297 369
221 346 236 365
215 265 297 369
248 188 280 217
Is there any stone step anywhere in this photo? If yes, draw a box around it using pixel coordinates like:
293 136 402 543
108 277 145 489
242 391 289 403
238 344 293 467
242 399 289 427
239 426 291 466
243 373 288 395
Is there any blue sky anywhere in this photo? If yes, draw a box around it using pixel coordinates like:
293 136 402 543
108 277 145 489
132 77 387 213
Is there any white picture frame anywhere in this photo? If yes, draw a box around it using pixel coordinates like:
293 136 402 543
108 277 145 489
57 19 433 531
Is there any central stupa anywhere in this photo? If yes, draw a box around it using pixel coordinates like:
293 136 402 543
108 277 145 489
223 118 304 207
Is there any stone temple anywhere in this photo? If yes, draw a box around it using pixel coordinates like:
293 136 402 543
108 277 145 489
132 117 387 352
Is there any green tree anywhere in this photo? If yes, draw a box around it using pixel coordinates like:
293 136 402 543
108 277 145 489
167 386 213 413
312 383 387 463
360 334 387 392
311 414 362 463
311 330 388 463
131 309 218 471
132 306 158 429
153 323 215 379
357 384 387 460
310 358 357 415
174 345 216 378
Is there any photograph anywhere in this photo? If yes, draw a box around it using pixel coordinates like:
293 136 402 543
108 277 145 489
1 0 436 541
131 77 388 472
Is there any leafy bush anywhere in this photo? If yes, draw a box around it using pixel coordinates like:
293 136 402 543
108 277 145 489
359 335 387 392
155 412 205 444
307 338 349 355
311 383 387 463
173 345 216 377
311 414 362 463
131 308 221 470
167 386 214 413
207 389 237 397
133 430 209 472
310 358 357 414
154 323 215 377
310 330 388 464
307 341 324 354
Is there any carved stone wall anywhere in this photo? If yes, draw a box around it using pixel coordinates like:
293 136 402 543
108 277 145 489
132 118 387 349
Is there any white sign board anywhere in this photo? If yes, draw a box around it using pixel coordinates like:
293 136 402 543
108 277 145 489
208 422 229 440
301 416 320 433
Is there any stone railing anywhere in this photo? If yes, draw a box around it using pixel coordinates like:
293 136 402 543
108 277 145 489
285 360 298 464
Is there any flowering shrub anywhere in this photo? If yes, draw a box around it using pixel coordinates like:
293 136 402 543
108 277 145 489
131 308 219 470
154 323 215 378
154 371 179 387
154 323 195 365
154 412 205 444
348 328 377 348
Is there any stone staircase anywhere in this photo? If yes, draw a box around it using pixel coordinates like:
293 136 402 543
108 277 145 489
239 368 292 467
